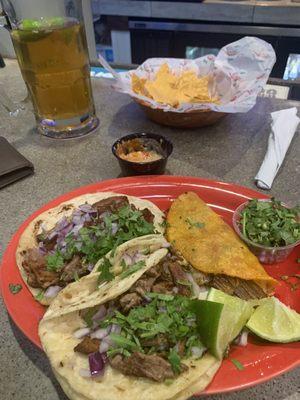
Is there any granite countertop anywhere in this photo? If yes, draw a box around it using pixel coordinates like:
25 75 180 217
0 60 299 400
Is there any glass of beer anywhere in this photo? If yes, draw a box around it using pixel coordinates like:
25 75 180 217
0 0 99 139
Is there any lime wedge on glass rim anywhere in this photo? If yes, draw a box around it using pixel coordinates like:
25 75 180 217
191 288 253 359
246 296 300 343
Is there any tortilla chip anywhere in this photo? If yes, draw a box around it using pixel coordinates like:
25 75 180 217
166 192 277 294
131 64 218 107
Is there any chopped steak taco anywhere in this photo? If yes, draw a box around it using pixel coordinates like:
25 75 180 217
16 192 165 305
39 241 221 400
166 192 277 300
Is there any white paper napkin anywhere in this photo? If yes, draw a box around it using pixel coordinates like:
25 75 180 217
255 107 299 190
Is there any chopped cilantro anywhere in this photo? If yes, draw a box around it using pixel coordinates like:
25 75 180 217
147 292 174 301
230 358 244 371
73 271 79 281
185 218 205 229
9 283 22 294
53 205 156 268
239 198 300 247
120 261 146 279
109 333 139 350
35 290 44 301
81 306 99 328
176 279 192 287
99 295 204 372
98 258 114 284
168 348 182 373
46 252 64 272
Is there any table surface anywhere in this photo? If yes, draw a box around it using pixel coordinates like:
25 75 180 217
0 60 299 400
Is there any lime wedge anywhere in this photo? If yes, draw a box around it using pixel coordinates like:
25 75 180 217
191 288 253 359
246 297 300 343
204 288 253 358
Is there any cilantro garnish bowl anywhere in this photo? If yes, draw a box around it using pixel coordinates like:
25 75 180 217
232 199 300 264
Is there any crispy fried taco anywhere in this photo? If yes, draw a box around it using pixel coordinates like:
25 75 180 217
39 239 221 400
16 192 165 305
166 192 277 300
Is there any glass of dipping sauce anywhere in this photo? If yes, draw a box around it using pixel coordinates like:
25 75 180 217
112 132 173 176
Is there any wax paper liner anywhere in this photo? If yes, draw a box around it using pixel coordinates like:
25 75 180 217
113 37 276 113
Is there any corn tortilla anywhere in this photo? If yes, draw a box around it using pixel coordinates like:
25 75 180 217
166 192 277 294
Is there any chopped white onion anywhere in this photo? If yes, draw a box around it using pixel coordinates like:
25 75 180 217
87 263 94 272
110 324 121 334
162 241 171 248
92 305 107 322
186 273 203 298
236 330 249 347
73 327 91 339
172 287 179 294
132 251 145 263
79 368 92 378
111 223 118 235
191 346 206 359
91 328 110 340
44 286 62 298
122 253 133 266
99 339 110 354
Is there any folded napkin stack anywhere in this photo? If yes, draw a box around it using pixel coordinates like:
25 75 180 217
255 107 299 190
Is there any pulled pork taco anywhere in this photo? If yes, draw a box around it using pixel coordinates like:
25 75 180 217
39 241 221 400
166 192 277 300
17 192 165 305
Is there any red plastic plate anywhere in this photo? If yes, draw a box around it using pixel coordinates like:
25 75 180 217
0 176 299 394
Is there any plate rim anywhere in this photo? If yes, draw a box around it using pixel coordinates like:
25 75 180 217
0 175 299 395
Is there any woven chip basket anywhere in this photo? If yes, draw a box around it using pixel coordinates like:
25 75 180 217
135 99 227 129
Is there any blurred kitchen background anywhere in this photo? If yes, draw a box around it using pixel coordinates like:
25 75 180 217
1 0 300 99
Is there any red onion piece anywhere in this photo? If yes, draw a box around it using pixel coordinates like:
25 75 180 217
44 285 62 298
158 306 167 313
89 352 105 376
91 328 110 340
79 204 95 213
87 263 94 272
186 273 202 298
92 305 107 322
73 327 91 339
122 253 133 266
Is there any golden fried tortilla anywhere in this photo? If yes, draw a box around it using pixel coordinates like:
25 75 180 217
166 192 277 295
131 64 218 107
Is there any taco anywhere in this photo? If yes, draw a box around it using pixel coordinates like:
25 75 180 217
39 242 221 400
16 192 165 305
166 192 277 300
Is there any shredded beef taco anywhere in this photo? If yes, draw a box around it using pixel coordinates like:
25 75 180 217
166 192 277 300
16 192 165 305
39 243 221 400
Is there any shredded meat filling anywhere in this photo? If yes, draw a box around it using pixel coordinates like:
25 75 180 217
22 248 60 289
60 255 88 283
74 337 100 355
109 352 178 382
23 196 155 290
118 253 191 313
